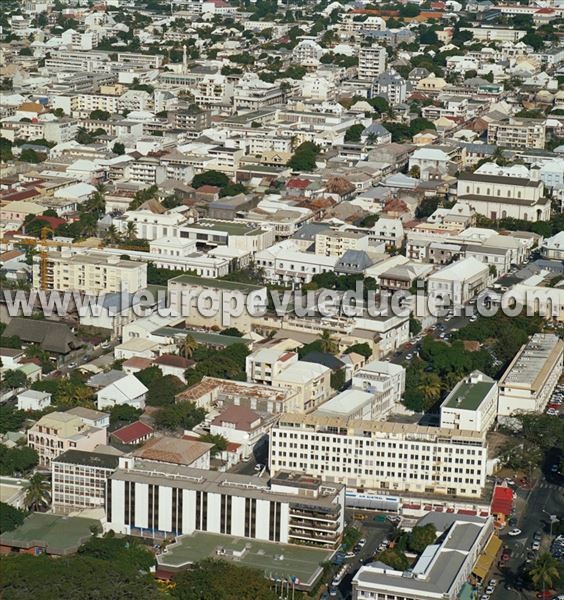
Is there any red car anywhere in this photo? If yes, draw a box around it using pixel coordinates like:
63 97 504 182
536 591 553 599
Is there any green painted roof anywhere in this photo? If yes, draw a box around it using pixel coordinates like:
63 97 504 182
168 273 264 292
445 381 495 411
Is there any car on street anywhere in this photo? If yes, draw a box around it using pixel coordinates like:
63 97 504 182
254 464 263 471
329 586 338 597
534 531 542 542
532 541 541 551
536 592 553 599
486 585 495 594
67 362 77 369
508 529 522 536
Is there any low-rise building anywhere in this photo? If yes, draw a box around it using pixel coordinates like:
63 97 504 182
351 360 406 420
352 513 498 600
427 257 489 307
498 333 564 416
440 371 498 434
96 374 148 411
17 390 51 412
245 348 298 385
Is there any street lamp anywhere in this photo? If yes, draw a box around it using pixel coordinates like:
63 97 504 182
542 510 559 537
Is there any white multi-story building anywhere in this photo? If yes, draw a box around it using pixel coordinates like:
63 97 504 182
427 257 489 307
440 371 498 434
255 241 338 286
34 249 147 294
107 459 345 549
372 70 407 106
292 39 324 66
358 46 387 80
498 333 564 416
52 449 120 515
351 360 406 420
116 210 187 241
270 414 488 498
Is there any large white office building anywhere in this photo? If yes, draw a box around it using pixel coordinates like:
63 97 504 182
498 333 564 416
269 414 488 498
106 458 345 549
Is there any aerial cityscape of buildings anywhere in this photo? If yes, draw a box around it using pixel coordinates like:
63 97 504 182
0 0 563 598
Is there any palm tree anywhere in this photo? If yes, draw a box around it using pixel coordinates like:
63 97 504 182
529 552 561 593
105 224 121 244
319 330 338 354
417 373 442 405
177 334 198 359
125 221 137 241
24 473 51 512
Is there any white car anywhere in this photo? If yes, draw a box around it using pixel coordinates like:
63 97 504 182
358 538 366 548
405 353 413 360
532 541 541 551
508 529 522 536
254 464 263 472
486 586 495 594
488 579 497 587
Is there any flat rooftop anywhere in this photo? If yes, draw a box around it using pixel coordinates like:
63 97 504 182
0 513 100 555
168 273 264 292
187 219 264 236
500 333 563 391
444 380 495 411
157 531 332 587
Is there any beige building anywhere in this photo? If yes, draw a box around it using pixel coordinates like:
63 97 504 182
34 250 147 294
487 117 546 150
358 46 386 80
272 361 331 413
28 411 108 468
498 333 564 416
315 230 370 257
270 414 488 498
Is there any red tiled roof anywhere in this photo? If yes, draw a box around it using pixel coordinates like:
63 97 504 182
123 357 153 370
1 189 40 202
153 354 194 369
196 185 220 194
287 178 311 189
491 486 513 516
32 215 66 230
112 421 154 444
536 7 555 13
211 405 261 432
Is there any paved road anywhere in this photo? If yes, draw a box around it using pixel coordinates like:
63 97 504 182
488 473 563 599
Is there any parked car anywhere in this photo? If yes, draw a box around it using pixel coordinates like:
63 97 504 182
532 541 541 551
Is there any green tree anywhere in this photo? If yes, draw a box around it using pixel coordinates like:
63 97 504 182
154 401 206 431
146 375 186 407
319 329 339 354
171 558 277 600
408 524 437 553
20 148 42 163
344 343 372 359
177 334 198 359
198 433 228 456
0 405 26 434
1 369 27 390
344 124 364 143
192 170 230 189
416 372 442 405
90 109 110 120
0 445 39 476
125 221 137 240
287 141 319 172
112 142 125 155
135 366 163 388
110 404 142 429
23 473 51 511
78 536 155 573
378 548 409 570
220 328 244 337
0 501 26 534
528 552 561 592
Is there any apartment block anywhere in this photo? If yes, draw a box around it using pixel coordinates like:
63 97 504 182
28 411 107 468
487 117 546 150
34 249 147 294
498 333 564 416
358 46 387 80
314 230 370 257
269 414 488 498
440 371 498 434
272 362 332 413
107 458 345 549
52 449 120 515
246 348 298 385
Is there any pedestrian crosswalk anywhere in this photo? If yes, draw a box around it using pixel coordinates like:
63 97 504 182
538 482 562 490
